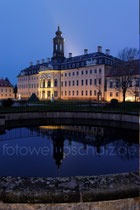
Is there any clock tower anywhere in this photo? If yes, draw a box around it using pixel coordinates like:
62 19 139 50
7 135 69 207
52 25 65 61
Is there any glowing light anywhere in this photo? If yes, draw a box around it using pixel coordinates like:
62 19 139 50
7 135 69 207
125 96 135 102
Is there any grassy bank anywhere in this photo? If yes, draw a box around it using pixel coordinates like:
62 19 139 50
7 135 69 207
0 101 139 114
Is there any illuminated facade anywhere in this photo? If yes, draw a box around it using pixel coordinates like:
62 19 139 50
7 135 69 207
106 60 139 102
0 77 14 99
18 26 138 102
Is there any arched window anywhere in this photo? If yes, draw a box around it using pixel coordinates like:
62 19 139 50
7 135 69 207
48 79 51 87
54 79 58 87
43 79 45 88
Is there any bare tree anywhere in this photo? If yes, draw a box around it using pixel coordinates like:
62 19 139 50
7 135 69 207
118 47 139 61
113 75 134 102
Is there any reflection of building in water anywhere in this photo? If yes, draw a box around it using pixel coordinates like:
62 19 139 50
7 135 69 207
52 130 65 170
40 125 104 137
40 125 106 152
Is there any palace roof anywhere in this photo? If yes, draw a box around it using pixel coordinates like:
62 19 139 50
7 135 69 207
0 78 13 87
18 51 122 77
106 60 139 77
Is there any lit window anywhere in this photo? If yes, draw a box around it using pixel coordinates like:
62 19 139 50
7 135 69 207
48 80 51 87
54 79 57 87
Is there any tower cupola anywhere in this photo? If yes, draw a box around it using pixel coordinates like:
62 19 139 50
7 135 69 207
52 25 65 61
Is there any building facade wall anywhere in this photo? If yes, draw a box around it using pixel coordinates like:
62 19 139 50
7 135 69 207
0 86 14 99
17 74 39 99
106 75 139 102
60 65 105 101
17 65 139 102
39 70 61 100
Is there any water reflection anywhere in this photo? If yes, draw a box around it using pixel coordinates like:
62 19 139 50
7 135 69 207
0 125 139 177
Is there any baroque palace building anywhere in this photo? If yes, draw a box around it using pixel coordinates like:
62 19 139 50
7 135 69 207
18 26 138 102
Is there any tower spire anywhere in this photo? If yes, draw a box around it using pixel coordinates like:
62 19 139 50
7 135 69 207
52 26 65 61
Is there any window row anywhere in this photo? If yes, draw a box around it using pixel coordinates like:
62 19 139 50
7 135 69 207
0 94 12 97
18 84 39 89
110 92 119 97
61 78 102 87
61 69 102 77
41 79 58 88
61 90 100 97
18 77 39 82
19 92 39 96
0 89 12 92
41 91 58 97
109 80 139 88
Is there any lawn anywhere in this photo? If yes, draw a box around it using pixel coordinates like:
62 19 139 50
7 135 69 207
0 101 139 114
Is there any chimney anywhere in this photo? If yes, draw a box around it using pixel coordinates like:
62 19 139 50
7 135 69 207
41 59 45 64
97 46 102 53
69 53 72 58
29 62 33 66
47 58 50 63
36 60 40 65
106 49 110 55
84 49 88 55
129 56 134 61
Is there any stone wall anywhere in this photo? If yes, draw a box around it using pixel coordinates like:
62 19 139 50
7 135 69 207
0 111 139 124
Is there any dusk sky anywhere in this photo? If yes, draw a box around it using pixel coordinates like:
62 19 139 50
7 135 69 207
0 0 139 84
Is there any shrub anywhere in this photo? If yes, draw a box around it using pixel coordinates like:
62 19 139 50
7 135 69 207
111 99 118 105
2 98 14 107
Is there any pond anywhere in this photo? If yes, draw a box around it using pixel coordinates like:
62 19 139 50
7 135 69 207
0 124 139 178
